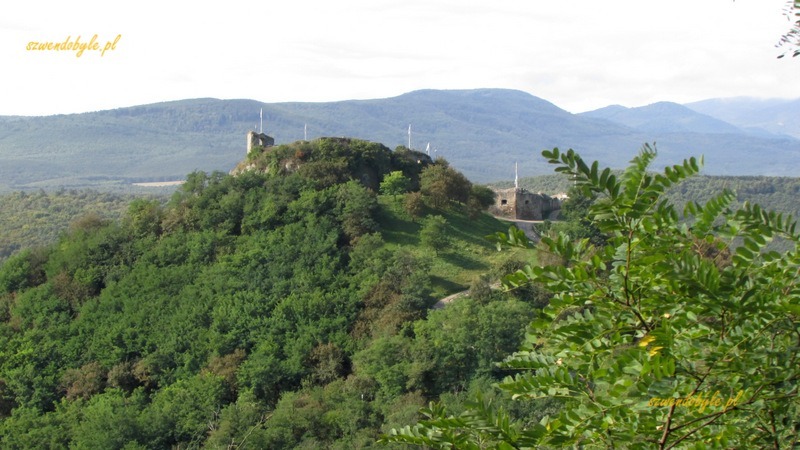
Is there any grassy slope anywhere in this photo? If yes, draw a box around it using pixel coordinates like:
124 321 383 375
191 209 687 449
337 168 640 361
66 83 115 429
376 195 536 298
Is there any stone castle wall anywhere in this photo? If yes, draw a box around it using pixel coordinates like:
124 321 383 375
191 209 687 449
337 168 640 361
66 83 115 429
247 131 275 155
492 187 561 220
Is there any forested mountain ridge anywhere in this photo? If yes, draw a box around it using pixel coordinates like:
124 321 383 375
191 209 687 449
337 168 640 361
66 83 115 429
579 102 743 134
2 88 799 191
0 137 542 448
685 97 800 139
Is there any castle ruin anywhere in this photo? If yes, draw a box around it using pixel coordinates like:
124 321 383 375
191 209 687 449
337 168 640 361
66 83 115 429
491 187 562 221
247 131 274 155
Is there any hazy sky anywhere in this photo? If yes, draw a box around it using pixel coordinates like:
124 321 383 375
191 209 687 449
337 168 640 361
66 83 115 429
2 0 798 116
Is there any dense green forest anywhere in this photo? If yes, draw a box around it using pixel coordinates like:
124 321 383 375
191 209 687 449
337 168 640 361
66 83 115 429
0 190 153 264
0 138 544 449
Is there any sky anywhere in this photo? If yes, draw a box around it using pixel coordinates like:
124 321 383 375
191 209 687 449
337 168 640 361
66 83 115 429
1 0 798 116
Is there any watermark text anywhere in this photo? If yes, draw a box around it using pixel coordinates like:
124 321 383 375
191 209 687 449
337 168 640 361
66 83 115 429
649 390 744 413
26 34 121 57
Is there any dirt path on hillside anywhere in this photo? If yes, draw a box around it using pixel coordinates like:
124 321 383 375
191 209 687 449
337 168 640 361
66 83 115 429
432 282 502 309
432 218 538 309
432 291 469 309
491 216 543 242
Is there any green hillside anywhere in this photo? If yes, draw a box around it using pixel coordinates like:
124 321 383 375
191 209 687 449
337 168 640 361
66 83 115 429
2 137 798 447
2 168 799 272
0 137 540 449
375 196 535 297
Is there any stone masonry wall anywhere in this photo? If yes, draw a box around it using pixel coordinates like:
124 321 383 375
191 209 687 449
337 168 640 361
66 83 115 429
247 131 275 155
491 187 561 220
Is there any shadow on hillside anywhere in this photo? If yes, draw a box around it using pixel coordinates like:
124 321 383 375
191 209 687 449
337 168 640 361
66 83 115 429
442 252 488 271
446 226 490 247
442 210 508 248
430 275 467 298
381 227 419 247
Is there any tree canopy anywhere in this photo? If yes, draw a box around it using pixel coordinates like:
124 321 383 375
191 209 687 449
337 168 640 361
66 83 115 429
383 145 800 448
380 170 411 201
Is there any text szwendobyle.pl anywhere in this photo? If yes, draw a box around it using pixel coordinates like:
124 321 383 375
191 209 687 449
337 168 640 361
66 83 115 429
26 35 121 57
649 390 744 413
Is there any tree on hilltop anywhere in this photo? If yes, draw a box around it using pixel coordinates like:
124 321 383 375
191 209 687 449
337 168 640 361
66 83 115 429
420 159 471 209
380 171 411 201
420 215 450 256
467 185 496 219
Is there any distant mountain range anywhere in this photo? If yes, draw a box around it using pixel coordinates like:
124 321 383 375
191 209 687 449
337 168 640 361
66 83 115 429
0 89 799 190
685 97 800 139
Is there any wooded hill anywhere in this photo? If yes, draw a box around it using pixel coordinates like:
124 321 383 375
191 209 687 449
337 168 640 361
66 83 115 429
2 137 798 447
0 138 543 449
3 167 800 267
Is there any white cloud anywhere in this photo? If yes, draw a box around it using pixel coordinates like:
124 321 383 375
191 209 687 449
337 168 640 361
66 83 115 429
1 0 797 115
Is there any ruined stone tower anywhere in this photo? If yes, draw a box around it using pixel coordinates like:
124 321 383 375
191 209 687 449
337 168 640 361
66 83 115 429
491 187 562 220
247 131 275 155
